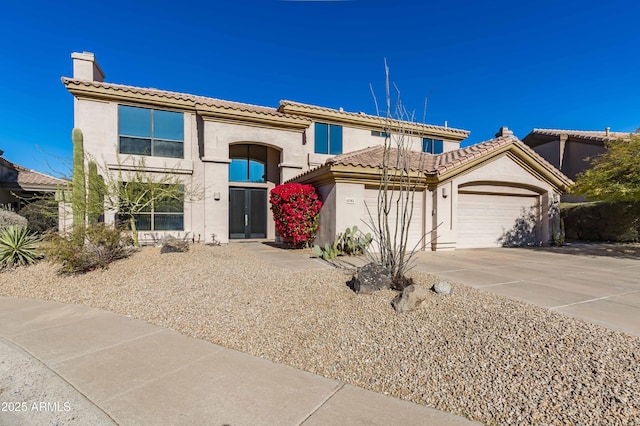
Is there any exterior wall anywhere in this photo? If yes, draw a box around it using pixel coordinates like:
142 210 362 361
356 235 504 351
334 182 366 237
564 141 604 181
432 181 456 250
75 98 200 244
532 140 561 169
307 125 459 166
315 183 336 247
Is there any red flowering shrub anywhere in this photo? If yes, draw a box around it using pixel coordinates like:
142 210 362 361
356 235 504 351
270 183 322 247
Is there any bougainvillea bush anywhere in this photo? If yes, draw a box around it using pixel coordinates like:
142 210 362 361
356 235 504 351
270 183 322 247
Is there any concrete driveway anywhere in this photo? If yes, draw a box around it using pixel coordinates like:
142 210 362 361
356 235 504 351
414 245 640 337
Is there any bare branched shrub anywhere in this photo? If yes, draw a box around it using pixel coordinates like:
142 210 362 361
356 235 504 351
363 60 432 279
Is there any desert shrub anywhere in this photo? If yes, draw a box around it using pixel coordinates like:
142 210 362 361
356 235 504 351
270 183 322 247
18 197 58 234
561 201 640 242
314 226 373 260
43 223 135 273
0 226 41 269
0 209 28 229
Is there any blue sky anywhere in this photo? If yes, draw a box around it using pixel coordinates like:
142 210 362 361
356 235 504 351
1 0 639 175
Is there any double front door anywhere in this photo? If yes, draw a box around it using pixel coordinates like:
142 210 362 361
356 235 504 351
229 188 267 239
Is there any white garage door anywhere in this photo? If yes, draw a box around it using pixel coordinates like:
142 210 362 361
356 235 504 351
362 188 424 251
457 192 540 249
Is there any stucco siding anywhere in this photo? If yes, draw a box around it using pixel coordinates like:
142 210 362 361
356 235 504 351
532 141 560 169
564 142 604 181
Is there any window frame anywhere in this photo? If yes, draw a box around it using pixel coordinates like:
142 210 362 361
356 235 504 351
314 122 343 155
118 105 185 159
117 183 185 232
228 144 267 183
422 138 444 154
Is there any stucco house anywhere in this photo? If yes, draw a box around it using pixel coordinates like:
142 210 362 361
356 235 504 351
0 150 66 211
522 128 635 177
62 52 572 249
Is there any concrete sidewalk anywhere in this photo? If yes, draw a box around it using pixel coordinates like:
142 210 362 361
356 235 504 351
237 242 329 271
0 297 477 426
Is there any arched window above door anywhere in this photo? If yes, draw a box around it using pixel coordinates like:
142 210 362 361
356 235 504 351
229 144 267 183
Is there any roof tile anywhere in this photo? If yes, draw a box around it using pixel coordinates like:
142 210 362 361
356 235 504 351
61 77 304 120
325 134 571 185
0 157 67 188
527 128 633 143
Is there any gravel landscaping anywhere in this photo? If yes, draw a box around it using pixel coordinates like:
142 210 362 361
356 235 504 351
2 244 639 425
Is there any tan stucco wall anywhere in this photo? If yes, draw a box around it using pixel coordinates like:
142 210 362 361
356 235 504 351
315 183 336 247
532 141 561 169
564 142 604 181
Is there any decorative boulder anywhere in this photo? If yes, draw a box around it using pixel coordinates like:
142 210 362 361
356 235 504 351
160 237 189 254
392 284 430 313
432 281 453 295
349 263 392 294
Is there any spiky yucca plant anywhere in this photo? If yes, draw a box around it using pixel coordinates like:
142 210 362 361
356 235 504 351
0 226 41 269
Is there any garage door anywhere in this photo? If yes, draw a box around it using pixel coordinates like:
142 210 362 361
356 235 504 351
457 192 540 249
362 188 425 251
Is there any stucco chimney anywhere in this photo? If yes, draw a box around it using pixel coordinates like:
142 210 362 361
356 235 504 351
71 52 105 82
605 127 610 136
495 126 513 138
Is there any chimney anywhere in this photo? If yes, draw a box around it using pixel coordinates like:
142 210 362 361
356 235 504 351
605 127 610 136
71 52 105 82
495 126 513 138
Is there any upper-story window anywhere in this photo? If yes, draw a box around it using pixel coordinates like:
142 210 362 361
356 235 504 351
229 144 267 183
118 105 184 158
422 138 443 154
371 130 390 138
314 123 343 155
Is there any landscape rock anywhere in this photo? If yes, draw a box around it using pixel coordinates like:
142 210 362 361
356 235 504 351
433 281 453 295
392 284 430 313
349 263 392 294
160 237 189 254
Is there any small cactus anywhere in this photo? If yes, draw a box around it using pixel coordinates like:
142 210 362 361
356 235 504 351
314 226 373 260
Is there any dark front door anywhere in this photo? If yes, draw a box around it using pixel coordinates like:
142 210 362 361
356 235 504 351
229 188 267 239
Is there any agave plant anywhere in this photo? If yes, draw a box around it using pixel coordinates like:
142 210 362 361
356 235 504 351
0 226 41 269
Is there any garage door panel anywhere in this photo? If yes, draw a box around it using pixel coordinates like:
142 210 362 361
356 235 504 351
458 192 539 249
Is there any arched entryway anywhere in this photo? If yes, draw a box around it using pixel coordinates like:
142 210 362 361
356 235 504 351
228 143 281 239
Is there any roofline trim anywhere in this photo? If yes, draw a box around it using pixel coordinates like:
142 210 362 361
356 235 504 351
279 101 469 141
62 78 312 131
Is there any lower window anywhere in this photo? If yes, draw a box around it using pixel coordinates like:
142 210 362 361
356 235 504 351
117 183 184 231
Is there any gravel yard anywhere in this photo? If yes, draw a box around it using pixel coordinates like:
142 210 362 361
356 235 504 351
2 244 639 425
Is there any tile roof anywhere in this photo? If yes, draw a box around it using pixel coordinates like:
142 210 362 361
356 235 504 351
0 156 67 188
525 128 633 143
325 135 572 185
61 78 305 120
279 100 470 137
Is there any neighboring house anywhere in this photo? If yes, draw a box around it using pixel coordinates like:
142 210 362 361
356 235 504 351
62 52 572 249
522 128 633 181
0 149 66 211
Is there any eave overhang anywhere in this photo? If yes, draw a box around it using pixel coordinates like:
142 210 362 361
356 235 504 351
62 78 312 132
279 101 469 142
